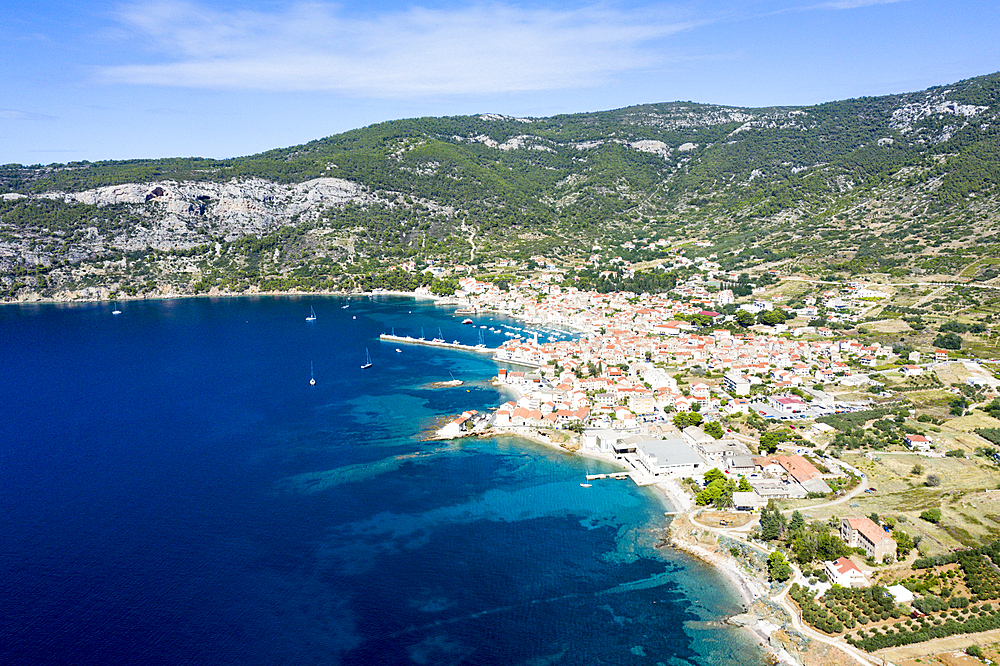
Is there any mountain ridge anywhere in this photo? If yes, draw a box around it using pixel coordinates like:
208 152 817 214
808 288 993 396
2 71 1000 301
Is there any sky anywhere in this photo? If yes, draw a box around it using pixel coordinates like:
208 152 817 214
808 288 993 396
2 0 999 166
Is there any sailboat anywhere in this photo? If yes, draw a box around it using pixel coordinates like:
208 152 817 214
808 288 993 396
309 361 316 385
112 301 121 315
342 298 350 309
361 349 373 370
306 306 317 322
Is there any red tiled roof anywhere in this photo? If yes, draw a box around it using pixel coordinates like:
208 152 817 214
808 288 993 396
833 556 859 574
847 517 893 545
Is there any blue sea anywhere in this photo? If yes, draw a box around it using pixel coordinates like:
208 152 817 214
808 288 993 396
0 295 765 666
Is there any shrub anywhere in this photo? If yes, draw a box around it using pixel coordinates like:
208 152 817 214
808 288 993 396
933 332 962 350
921 507 942 523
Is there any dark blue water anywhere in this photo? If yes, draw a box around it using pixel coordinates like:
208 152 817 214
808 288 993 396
0 296 764 666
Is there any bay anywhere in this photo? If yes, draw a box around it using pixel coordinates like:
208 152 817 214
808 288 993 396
0 295 765 666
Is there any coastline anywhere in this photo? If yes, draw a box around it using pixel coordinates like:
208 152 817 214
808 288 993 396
27 287 785 664
480 425 794 665
666 513 765 611
1 287 449 307
665 513 797 665
6 296 775 666
434 349 797 666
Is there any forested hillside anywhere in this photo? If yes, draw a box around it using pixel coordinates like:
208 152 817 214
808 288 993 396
2 71 1000 300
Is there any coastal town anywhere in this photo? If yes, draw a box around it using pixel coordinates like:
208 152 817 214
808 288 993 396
423 263 1000 666
6 11 1000 665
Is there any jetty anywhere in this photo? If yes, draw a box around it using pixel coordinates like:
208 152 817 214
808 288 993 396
379 333 497 354
585 472 631 481
583 470 661 487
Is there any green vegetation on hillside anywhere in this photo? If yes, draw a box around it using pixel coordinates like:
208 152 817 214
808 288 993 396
3 72 1000 303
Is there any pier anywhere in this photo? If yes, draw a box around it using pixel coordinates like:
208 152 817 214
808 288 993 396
583 470 662 487
585 472 631 481
379 333 497 354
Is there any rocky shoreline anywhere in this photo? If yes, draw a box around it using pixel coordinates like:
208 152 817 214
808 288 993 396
7 289 852 666
3 286 450 306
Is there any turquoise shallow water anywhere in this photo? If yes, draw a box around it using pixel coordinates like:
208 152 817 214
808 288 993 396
0 295 765 666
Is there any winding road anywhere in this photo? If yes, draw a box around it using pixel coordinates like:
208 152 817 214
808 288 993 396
686 461 877 666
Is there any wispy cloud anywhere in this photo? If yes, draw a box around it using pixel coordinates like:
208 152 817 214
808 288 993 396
0 108 56 120
98 1 705 95
808 0 906 10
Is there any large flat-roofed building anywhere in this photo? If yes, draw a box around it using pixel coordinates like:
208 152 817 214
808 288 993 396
634 439 708 478
723 372 752 396
582 430 642 458
749 477 807 500
698 438 752 462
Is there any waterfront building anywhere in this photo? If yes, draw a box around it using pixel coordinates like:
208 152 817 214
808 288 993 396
633 439 709 477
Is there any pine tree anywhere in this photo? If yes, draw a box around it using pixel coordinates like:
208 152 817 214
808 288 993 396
789 510 806 534
761 504 783 540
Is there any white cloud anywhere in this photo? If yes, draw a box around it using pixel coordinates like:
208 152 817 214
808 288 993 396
98 1 703 95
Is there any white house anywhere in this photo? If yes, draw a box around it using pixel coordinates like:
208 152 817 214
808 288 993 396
768 395 808 414
723 372 752 396
725 397 753 414
905 434 932 452
824 557 870 588
681 425 713 447
840 374 872 387
727 455 757 476
732 491 764 512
